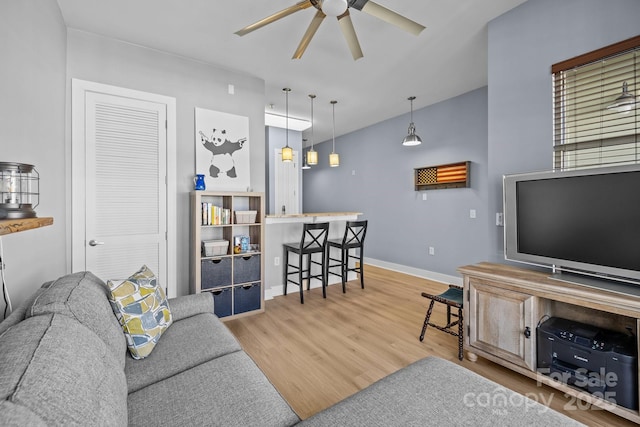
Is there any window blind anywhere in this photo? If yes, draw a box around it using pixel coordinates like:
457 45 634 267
552 36 639 171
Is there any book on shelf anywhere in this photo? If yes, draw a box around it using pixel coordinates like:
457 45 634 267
201 203 231 225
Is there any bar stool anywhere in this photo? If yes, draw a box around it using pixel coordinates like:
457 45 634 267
283 222 330 304
419 285 464 360
326 220 368 293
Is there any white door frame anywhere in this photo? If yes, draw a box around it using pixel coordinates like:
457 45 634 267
70 79 177 297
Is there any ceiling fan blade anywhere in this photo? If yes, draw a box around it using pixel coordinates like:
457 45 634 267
357 0 425 36
235 0 313 36
292 10 326 59
337 12 363 60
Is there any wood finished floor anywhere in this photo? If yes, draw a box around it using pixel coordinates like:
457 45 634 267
225 265 635 426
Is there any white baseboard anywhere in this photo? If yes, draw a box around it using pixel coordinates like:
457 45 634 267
264 258 461 300
265 275 350 300
363 257 463 286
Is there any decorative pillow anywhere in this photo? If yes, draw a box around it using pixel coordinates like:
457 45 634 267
107 265 172 360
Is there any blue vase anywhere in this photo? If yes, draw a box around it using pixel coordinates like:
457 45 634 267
194 174 206 190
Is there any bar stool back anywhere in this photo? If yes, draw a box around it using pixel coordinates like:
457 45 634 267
327 220 368 293
283 222 330 304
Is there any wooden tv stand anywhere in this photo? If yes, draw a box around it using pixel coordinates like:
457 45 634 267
458 262 640 424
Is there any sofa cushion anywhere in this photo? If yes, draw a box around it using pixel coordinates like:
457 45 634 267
0 287 46 337
127 351 300 427
298 356 585 426
125 312 242 393
0 313 128 426
168 292 215 322
25 271 127 367
0 401 46 426
107 265 172 360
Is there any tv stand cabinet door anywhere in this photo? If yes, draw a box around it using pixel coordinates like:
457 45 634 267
467 278 537 371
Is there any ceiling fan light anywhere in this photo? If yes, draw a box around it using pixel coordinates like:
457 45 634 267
307 148 318 165
606 82 637 113
322 0 348 17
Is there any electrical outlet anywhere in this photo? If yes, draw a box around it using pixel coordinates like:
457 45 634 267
428 247 435 256
470 209 476 219
274 257 280 266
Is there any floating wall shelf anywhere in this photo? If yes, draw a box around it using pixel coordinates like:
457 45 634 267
414 161 470 191
0 217 53 236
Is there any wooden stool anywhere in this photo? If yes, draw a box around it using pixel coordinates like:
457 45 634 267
419 285 464 360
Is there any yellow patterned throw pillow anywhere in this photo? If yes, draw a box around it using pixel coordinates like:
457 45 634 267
107 265 173 360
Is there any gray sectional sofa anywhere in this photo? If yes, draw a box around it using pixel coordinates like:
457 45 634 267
0 271 584 426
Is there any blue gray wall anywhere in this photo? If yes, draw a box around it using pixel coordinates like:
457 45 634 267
303 88 489 280
486 0 640 262
304 0 640 281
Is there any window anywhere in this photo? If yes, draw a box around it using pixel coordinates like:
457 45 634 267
552 36 639 170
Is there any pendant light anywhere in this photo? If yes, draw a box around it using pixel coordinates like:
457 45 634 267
306 94 318 166
402 96 422 146
329 100 340 167
606 81 637 114
281 88 293 162
301 139 311 169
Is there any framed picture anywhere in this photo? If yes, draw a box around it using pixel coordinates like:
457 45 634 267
195 108 250 191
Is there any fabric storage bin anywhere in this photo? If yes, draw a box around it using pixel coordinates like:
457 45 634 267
235 210 257 224
233 283 261 314
233 254 261 284
201 257 232 289
210 287 232 317
202 240 229 257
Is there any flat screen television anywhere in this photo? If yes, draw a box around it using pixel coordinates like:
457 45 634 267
503 164 640 288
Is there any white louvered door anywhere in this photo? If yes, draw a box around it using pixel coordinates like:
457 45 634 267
81 91 167 285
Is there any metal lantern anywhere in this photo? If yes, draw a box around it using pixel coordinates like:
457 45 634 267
0 162 39 219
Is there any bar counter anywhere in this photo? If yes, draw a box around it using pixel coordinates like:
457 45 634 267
265 212 362 224
264 212 363 298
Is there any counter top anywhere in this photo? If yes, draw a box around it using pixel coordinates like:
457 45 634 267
266 212 361 219
265 212 362 224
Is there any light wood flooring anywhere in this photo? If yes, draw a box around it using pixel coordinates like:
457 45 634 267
225 264 635 426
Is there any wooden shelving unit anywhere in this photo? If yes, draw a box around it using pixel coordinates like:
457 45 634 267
414 161 470 190
190 191 264 320
0 217 53 236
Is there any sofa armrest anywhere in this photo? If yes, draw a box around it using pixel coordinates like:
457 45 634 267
168 293 214 322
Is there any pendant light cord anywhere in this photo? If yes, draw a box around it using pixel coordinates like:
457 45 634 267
309 94 315 150
331 100 337 152
285 88 290 148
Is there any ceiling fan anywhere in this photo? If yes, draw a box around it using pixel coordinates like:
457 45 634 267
235 0 425 60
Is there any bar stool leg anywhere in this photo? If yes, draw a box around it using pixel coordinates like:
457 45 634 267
419 300 435 341
359 248 365 289
283 249 289 296
340 249 349 294
298 253 304 304
457 307 464 360
321 251 327 298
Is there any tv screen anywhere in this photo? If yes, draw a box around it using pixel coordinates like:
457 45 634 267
503 164 640 285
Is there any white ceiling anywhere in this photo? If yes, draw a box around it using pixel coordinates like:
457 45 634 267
56 0 527 145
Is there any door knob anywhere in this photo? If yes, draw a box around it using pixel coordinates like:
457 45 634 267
89 239 105 246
